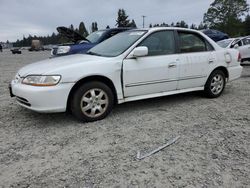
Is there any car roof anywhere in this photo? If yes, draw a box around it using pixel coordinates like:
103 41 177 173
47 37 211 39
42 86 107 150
130 27 205 33
98 28 133 32
128 27 221 50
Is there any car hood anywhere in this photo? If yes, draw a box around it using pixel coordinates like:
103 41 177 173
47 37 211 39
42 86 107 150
57 26 90 43
18 54 108 77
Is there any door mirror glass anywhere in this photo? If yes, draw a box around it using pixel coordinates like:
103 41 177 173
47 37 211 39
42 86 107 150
132 46 148 57
233 44 239 49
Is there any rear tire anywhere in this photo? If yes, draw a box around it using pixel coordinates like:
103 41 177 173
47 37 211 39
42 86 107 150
204 70 226 98
70 81 114 122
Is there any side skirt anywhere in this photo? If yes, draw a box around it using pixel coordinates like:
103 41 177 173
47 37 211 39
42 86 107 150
118 87 204 104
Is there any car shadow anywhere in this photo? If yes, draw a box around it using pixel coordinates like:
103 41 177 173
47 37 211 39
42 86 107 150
113 91 203 114
14 91 205 125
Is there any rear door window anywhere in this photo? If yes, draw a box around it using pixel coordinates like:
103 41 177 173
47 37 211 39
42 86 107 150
178 32 213 53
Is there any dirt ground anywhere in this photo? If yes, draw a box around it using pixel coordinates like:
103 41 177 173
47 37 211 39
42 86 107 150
0 49 250 188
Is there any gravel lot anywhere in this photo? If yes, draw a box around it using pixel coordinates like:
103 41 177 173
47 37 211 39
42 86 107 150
0 50 250 188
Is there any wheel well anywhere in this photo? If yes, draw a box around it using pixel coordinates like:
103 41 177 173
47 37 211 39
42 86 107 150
212 66 229 79
67 76 118 111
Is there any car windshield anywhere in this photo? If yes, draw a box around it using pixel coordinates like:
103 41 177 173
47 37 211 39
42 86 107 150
87 30 147 57
217 39 233 48
86 30 105 43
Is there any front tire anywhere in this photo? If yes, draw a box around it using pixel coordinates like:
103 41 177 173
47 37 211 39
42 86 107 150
204 70 226 98
71 81 114 122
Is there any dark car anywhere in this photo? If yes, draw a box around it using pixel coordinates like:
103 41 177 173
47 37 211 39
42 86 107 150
10 48 22 54
202 29 229 42
51 27 130 56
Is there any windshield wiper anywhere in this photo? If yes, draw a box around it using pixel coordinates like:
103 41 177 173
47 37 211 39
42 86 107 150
86 51 102 56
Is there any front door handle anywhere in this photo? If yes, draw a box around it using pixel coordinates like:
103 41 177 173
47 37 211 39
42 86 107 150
168 63 177 68
209 59 214 64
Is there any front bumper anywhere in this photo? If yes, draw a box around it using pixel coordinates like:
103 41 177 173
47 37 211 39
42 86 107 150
10 81 74 113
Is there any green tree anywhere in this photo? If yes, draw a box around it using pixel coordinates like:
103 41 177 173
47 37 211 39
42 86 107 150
69 24 74 31
129 19 137 28
204 0 249 36
22 35 28 46
175 22 181 27
179 20 188 28
244 15 250 35
198 22 208 30
160 22 169 27
79 22 88 37
116 9 130 27
91 22 98 32
190 24 197 30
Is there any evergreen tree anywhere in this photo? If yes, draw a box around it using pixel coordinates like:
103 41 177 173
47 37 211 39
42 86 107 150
70 24 74 30
22 35 27 46
91 22 95 32
106 25 110 29
175 22 180 27
95 22 98 31
198 22 207 30
149 24 152 28
51 32 56 44
78 22 89 37
179 21 188 28
91 22 98 32
116 9 130 27
129 19 137 28
190 24 197 30
244 15 250 35
160 22 169 27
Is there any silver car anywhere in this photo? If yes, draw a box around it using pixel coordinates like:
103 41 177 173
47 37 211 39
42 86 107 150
217 37 250 63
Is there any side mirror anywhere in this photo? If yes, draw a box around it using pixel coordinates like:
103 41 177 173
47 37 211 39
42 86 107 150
233 44 239 49
132 46 148 57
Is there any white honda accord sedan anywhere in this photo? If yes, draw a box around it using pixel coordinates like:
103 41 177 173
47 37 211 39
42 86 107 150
10 27 242 122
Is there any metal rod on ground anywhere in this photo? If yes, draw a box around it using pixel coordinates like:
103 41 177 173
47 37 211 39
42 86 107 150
137 136 180 160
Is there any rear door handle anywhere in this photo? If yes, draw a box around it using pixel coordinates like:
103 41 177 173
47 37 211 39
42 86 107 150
168 63 177 68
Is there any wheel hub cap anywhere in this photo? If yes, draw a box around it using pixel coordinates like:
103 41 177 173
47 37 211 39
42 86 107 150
210 74 224 95
80 88 108 118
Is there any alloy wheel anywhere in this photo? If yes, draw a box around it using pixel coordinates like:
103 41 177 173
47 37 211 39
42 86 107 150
80 88 109 118
210 74 224 95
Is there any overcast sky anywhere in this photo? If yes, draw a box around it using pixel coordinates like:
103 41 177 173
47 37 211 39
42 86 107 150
0 0 250 42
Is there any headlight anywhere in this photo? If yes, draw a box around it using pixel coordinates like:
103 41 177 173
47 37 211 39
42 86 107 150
22 75 61 86
56 46 70 55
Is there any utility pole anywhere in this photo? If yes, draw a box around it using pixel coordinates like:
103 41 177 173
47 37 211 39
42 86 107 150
142 15 146 28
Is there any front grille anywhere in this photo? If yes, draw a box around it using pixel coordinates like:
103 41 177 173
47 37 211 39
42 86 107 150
16 96 31 107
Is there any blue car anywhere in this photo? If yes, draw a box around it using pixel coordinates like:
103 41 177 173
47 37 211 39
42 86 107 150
51 27 130 56
202 29 229 42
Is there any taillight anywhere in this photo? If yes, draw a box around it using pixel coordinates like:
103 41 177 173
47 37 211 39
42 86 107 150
238 53 242 63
